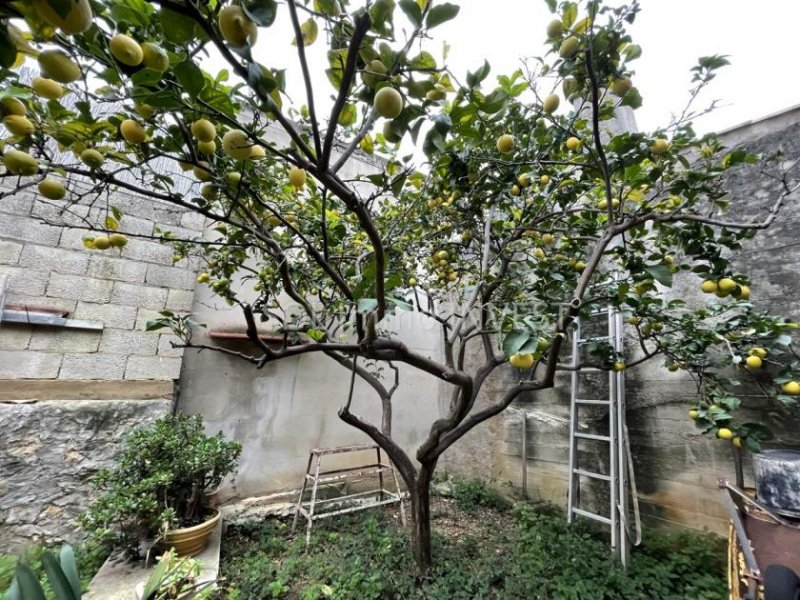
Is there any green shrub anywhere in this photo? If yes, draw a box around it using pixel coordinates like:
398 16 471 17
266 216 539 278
450 477 512 512
79 413 241 559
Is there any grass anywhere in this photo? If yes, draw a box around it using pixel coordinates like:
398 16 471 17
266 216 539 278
216 479 727 599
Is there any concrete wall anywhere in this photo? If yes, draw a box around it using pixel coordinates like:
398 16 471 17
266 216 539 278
0 179 202 383
441 107 800 534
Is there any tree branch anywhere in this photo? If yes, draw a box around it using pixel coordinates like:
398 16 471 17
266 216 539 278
287 0 322 159
320 11 372 170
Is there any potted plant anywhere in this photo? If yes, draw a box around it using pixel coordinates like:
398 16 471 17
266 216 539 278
80 414 241 560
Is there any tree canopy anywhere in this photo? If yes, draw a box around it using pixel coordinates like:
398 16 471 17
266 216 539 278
3 0 799 573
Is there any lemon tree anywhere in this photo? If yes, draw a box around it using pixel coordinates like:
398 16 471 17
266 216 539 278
3 0 799 573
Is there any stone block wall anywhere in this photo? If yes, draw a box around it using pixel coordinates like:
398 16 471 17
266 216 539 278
0 179 203 383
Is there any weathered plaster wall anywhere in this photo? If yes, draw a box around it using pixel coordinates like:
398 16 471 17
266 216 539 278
176 140 447 500
178 304 444 500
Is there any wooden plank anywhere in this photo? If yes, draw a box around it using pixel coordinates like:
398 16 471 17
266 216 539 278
0 379 174 402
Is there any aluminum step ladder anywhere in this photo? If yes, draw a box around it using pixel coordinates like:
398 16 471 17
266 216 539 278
567 306 640 567
291 443 406 544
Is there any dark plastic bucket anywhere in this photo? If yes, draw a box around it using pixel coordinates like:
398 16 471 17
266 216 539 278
754 449 800 517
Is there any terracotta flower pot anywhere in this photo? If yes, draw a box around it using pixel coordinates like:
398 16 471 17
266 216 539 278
159 509 220 557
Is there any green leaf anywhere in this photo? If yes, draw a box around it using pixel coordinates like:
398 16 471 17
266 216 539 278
741 422 774 441
696 54 730 72
13 563 46 600
562 2 578 28
247 63 279 98
42 550 79 600
410 51 436 70
721 150 757 169
110 0 154 27
503 331 531 357
466 60 491 89
145 320 169 331
338 103 357 126
422 127 444 157
359 133 374 154
314 0 340 16
644 264 673 288
326 49 348 89
141 558 169 600
143 90 183 110
292 19 319 47
479 88 509 114
306 328 326 342
130 68 165 87
775 334 792 346
0 24 17 69
619 87 642 109
387 297 412 311
426 2 460 28
0 86 32 100
357 298 379 313
370 0 396 33
398 0 423 26
160 9 196 44
243 0 278 27
174 60 206 98
59 545 81 600
432 113 451 135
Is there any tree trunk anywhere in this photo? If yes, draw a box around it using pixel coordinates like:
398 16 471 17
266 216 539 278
410 467 434 577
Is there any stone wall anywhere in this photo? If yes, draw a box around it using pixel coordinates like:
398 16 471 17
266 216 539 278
0 399 171 551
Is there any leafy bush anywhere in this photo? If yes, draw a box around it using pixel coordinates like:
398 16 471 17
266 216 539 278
80 413 241 559
449 478 512 513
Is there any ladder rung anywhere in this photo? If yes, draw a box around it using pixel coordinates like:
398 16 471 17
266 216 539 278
573 468 612 481
574 367 607 373
575 432 612 442
578 336 612 344
575 399 611 405
572 507 612 525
